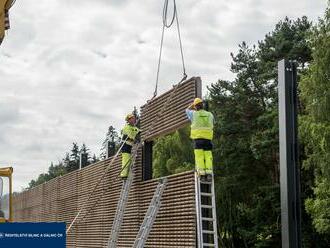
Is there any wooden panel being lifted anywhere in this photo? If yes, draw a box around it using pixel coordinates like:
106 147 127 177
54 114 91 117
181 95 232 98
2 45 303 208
140 77 201 141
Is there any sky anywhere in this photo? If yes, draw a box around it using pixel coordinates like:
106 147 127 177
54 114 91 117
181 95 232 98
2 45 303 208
0 0 327 192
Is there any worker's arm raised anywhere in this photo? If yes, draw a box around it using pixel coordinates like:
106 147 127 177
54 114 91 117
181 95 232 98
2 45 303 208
185 107 194 122
187 103 196 110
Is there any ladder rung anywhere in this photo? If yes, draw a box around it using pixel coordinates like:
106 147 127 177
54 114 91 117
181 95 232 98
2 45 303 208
202 230 215 234
202 217 215 222
203 243 215 247
200 181 212 185
201 192 213 197
201 204 213 209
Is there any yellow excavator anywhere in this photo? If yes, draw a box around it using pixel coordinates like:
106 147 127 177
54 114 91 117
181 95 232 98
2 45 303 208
0 167 13 223
0 0 15 46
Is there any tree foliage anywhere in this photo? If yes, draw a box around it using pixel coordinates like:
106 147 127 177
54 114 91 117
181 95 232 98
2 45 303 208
100 125 120 160
207 16 313 247
28 162 66 189
300 6 330 235
152 126 194 178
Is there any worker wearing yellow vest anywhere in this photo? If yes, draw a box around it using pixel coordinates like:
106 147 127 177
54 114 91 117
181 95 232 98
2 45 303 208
120 113 140 179
0 0 14 46
186 98 214 178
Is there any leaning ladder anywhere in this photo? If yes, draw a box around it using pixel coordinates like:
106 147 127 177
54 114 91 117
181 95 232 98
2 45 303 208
107 145 139 248
195 172 219 248
133 178 168 248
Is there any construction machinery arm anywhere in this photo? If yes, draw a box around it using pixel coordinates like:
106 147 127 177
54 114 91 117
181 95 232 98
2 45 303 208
0 167 13 177
0 0 15 45
0 167 13 223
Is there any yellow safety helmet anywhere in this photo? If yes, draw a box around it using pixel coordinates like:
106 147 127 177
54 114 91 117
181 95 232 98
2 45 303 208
193 98 203 106
125 113 135 121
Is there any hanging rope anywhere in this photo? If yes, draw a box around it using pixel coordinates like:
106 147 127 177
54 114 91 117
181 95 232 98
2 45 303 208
154 0 187 98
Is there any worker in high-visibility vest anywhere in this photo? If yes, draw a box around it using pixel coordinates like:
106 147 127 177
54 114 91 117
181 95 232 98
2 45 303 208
186 98 214 178
0 0 14 46
120 113 140 179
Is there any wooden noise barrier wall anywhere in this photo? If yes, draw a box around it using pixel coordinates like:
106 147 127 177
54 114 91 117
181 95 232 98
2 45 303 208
12 77 202 247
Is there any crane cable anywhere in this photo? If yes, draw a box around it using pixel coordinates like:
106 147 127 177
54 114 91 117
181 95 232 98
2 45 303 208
154 0 187 98
66 0 189 234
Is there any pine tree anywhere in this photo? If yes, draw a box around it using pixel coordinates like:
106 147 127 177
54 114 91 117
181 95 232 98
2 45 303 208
100 125 119 159
48 162 66 178
63 153 70 170
65 143 79 172
79 143 91 168
92 154 99 163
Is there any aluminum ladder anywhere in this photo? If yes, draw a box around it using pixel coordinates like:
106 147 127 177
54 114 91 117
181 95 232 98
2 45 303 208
133 178 168 248
107 145 139 248
195 172 219 248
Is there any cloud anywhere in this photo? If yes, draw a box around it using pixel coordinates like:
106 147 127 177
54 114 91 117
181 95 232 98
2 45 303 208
0 0 327 191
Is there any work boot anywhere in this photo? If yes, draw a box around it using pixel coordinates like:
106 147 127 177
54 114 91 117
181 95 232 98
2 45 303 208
121 176 127 180
197 169 206 177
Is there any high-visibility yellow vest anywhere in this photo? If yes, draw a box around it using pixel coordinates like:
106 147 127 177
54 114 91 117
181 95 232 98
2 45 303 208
122 124 140 146
190 110 214 140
